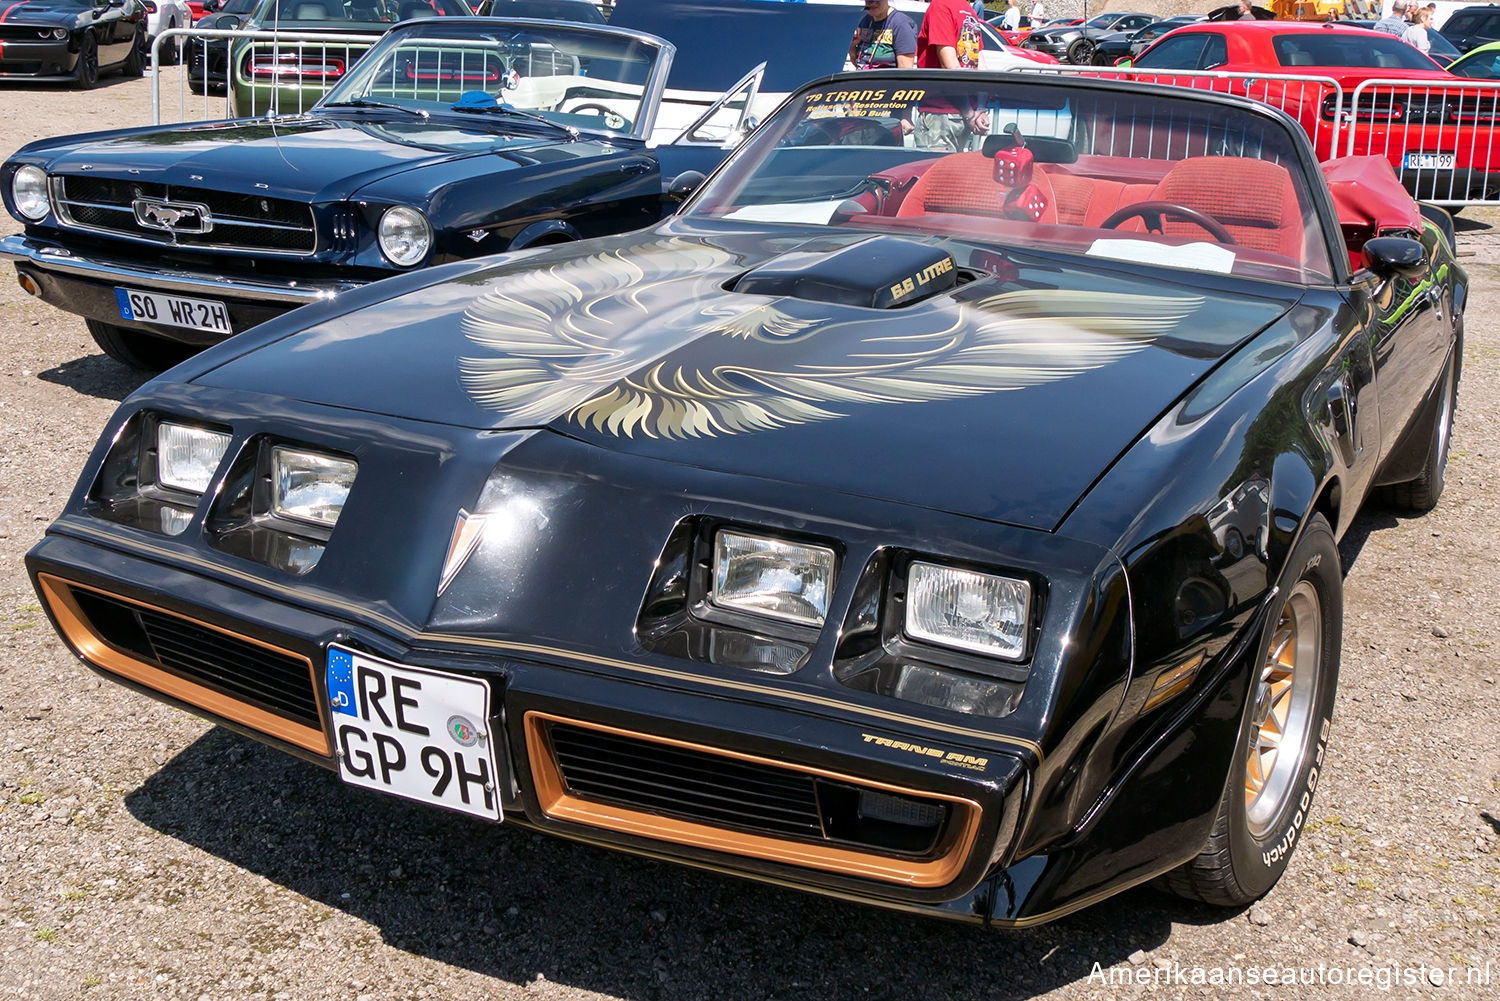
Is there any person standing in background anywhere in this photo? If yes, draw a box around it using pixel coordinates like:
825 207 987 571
918 0 986 69
1031 0 1046 26
1003 0 1022 31
849 0 918 69
1373 0 1409 36
1402 4 1433 52
915 0 989 149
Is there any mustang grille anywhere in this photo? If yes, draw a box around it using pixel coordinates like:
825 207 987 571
550 723 825 839
53 176 317 255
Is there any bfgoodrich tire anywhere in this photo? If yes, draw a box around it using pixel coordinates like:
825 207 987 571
85 319 197 373
1162 513 1342 906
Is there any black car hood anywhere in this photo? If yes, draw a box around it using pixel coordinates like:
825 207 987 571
195 226 1295 530
38 117 562 201
0 1 87 25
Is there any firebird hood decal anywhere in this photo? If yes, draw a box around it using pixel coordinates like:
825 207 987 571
197 227 1293 528
457 240 1204 439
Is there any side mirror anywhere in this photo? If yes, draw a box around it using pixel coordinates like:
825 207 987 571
1362 236 1428 281
666 170 706 203
1115 57 1132 68
219 14 242 28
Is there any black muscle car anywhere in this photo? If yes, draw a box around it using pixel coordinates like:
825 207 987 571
25 71 1464 926
0 16 730 371
0 0 148 88
1022 10 1156 64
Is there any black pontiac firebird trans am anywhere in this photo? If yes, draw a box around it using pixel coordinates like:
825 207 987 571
24 71 1464 927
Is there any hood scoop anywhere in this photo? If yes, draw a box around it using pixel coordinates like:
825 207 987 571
731 236 958 309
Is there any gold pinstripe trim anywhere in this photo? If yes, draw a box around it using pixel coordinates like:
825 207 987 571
52 522 1045 762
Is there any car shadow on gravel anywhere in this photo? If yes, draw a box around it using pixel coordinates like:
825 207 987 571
124 728 1243 1001
36 354 149 402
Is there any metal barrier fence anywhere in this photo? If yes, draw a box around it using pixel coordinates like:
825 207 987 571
1345 77 1500 205
152 27 379 123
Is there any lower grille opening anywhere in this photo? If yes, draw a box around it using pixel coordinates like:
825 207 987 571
37 575 328 756
549 724 947 855
527 714 981 888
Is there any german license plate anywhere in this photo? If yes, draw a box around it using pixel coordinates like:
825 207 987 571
326 645 501 821
1404 152 1455 170
114 287 232 334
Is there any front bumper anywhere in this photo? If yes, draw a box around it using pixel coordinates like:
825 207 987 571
0 39 79 81
0 233 360 345
29 530 1030 920
1399 167 1500 205
1022 37 1073 60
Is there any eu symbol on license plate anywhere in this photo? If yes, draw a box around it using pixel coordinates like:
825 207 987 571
326 646 502 821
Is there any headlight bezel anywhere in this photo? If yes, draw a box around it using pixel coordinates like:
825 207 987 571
86 411 235 539
376 205 432 267
12 164 50 222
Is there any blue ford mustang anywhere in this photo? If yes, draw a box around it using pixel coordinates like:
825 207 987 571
0 16 741 369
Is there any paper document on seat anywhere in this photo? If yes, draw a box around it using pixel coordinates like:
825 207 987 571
1087 240 1236 275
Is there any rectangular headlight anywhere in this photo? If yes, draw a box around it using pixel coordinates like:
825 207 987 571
271 446 356 529
157 422 231 494
711 530 835 628
904 562 1031 661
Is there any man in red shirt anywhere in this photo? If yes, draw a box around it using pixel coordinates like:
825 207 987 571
917 0 985 69
914 0 989 149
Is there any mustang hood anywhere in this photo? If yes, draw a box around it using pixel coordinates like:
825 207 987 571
37 119 559 202
196 227 1295 530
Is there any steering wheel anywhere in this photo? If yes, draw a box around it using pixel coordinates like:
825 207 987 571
1099 200 1236 244
568 102 630 129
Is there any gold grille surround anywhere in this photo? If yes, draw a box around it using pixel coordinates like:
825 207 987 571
525 711 984 888
36 573 331 757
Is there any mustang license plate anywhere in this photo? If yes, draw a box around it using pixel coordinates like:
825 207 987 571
326 645 501 821
1404 152 1455 171
114 287 232 334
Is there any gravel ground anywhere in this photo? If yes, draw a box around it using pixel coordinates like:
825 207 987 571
1 70 1497 1001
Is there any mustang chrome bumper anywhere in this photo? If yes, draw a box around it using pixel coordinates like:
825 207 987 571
0 234 359 306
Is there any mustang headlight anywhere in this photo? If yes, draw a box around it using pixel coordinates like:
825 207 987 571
711 530 835 627
904 562 1031 661
377 206 431 267
12 165 49 221
271 446 356 529
156 422 231 495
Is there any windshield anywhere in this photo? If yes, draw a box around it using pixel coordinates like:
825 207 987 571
685 78 1333 282
320 19 668 138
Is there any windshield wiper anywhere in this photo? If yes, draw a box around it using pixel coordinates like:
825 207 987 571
322 98 430 119
450 103 578 140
